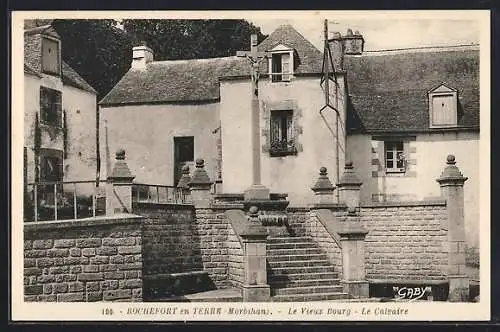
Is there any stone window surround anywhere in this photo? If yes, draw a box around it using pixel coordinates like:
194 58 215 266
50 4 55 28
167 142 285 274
371 135 417 178
261 99 303 157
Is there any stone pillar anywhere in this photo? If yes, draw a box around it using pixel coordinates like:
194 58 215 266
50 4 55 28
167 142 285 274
338 211 369 299
436 155 469 302
337 161 363 212
240 206 270 301
106 149 135 215
311 167 336 205
188 159 212 209
176 164 192 202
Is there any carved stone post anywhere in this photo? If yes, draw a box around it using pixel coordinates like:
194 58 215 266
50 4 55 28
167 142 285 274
311 167 336 205
338 209 369 299
240 206 270 301
337 161 363 212
437 155 469 302
176 164 192 202
188 159 212 209
106 149 135 215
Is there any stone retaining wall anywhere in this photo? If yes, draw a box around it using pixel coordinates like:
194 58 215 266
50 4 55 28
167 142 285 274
24 214 143 302
360 201 448 281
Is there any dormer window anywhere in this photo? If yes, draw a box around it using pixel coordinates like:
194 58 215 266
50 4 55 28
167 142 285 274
41 36 61 76
428 83 458 128
268 44 294 82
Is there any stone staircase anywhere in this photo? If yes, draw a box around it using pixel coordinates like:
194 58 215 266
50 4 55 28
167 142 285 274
267 236 349 302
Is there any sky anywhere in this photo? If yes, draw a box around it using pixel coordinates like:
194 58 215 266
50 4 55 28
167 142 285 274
249 15 481 51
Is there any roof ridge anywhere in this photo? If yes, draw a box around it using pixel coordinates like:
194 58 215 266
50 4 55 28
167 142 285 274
361 44 479 56
150 56 240 65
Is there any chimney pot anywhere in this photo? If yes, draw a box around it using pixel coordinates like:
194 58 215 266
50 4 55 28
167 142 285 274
346 28 353 36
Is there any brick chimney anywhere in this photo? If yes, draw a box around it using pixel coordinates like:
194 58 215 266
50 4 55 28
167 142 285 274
131 44 153 70
327 29 364 72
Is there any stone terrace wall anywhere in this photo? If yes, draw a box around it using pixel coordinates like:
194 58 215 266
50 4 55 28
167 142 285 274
194 208 231 288
226 220 244 288
134 203 202 276
360 201 448 281
24 214 143 302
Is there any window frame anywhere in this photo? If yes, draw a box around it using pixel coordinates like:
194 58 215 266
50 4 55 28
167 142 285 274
41 35 62 77
39 86 62 127
269 110 296 157
268 48 294 83
384 141 406 174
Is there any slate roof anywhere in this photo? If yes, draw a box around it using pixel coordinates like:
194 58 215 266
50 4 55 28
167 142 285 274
99 24 324 106
24 25 97 94
345 47 480 133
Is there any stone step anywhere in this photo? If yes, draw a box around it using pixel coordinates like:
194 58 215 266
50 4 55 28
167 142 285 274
267 242 317 250
273 285 344 296
268 265 335 275
268 271 339 281
268 259 332 268
267 237 313 244
271 292 349 302
267 253 328 262
267 248 324 256
153 289 242 302
269 278 341 288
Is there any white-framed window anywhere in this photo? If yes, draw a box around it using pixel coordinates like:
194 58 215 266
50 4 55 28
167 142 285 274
384 141 406 173
428 83 458 128
268 44 294 83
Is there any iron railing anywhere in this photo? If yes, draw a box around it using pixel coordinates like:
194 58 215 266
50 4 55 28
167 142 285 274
132 183 190 204
24 180 106 222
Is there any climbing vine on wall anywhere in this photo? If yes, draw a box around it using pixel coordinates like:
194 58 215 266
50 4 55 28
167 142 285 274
34 113 41 182
63 109 68 157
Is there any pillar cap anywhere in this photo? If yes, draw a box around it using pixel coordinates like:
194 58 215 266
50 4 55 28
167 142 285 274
337 160 363 188
312 167 335 193
108 149 134 181
436 155 468 185
176 165 191 189
188 158 212 187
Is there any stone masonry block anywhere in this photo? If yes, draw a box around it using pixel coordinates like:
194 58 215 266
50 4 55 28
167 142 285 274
90 256 110 264
104 271 124 280
38 295 57 302
24 267 42 276
47 249 70 258
54 283 69 293
25 250 47 258
69 282 85 293
43 284 52 294
83 265 100 273
82 248 96 257
76 239 102 248
57 293 84 302
87 281 101 291
33 240 54 249
37 258 54 268
25 285 43 295
69 248 81 257
103 289 132 301
50 266 70 274
101 280 119 291
100 264 117 272
87 291 103 302
96 247 118 256
54 239 76 248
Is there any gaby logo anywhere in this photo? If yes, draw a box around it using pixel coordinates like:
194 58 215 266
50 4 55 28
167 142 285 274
393 286 433 302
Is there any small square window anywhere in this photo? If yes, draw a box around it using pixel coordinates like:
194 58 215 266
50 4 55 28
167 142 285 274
384 141 406 173
270 110 296 157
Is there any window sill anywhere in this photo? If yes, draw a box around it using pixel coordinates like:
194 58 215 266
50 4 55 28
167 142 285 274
40 122 63 129
269 147 297 157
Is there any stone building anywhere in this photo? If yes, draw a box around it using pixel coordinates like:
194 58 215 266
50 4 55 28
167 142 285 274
99 24 479 253
24 20 98 186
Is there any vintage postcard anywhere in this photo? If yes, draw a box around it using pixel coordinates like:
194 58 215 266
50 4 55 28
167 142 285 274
11 10 491 321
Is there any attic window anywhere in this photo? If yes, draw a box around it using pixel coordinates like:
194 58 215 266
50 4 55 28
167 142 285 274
428 83 458 128
268 44 294 82
41 36 61 76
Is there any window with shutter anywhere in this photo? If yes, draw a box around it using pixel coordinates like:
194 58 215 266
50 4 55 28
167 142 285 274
40 148 63 181
42 36 61 76
428 83 458 128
